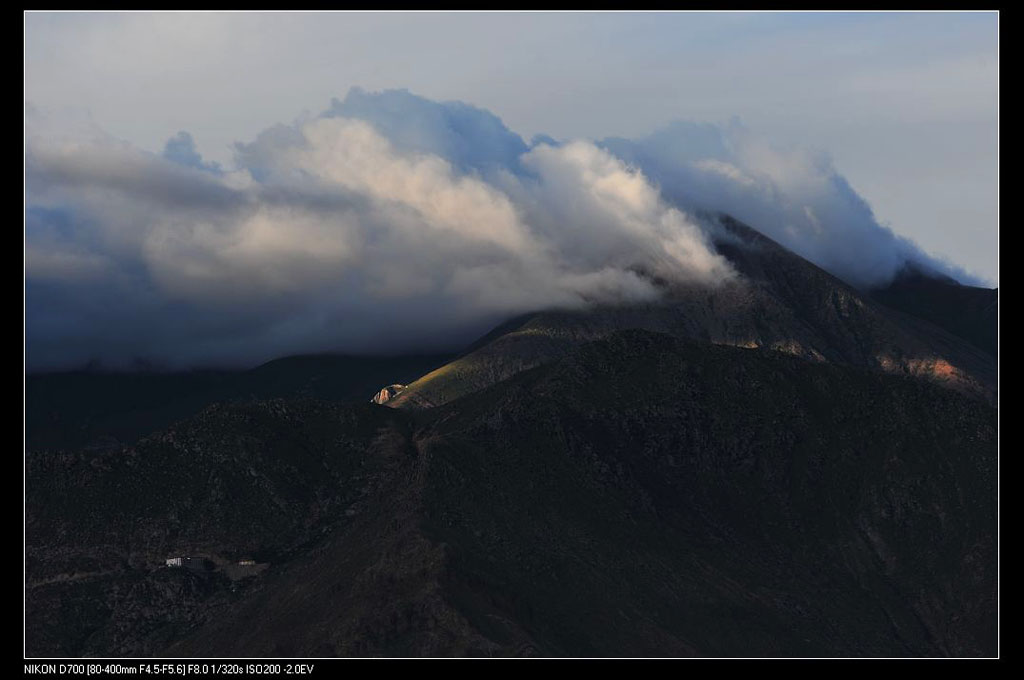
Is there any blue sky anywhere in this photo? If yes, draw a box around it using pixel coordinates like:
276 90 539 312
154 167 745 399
25 11 997 284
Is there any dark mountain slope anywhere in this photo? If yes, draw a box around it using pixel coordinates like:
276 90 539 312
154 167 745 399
412 330 996 656
871 266 997 357
30 330 995 657
389 217 995 410
25 353 451 452
25 400 415 656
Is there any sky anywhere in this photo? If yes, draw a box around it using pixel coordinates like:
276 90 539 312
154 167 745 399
24 11 999 370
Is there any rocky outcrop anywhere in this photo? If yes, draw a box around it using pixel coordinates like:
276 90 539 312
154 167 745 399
371 384 407 405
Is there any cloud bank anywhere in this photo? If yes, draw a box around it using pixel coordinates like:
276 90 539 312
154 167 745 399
598 121 978 289
25 88 974 371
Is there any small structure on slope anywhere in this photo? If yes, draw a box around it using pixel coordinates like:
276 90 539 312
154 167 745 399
165 556 208 572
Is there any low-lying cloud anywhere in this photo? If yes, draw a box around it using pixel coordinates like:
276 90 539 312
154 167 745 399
25 88 975 371
599 121 978 289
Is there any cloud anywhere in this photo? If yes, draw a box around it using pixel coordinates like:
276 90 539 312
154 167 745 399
162 131 223 174
599 120 982 288
25 88 978 371
25 92 732 370
324 87 530 178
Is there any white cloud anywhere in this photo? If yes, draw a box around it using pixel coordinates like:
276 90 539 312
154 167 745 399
25 102 733 370
24 87 987 371
601 120 982 288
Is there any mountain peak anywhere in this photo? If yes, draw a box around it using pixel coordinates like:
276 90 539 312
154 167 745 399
389 215 996 410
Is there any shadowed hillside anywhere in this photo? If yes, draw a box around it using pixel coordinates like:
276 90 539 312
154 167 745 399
27 331 996 657
871 265 997 358
26 353 452 453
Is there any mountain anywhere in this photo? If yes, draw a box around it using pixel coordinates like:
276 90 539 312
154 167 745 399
24 215 998 657
26 330 996 657
388 216 996 410
25 353 452 452
870 265 997 358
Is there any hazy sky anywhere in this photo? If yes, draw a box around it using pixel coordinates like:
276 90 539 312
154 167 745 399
25 11 998 284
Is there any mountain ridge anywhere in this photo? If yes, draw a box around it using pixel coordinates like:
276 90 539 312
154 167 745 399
26 353 453 453
389 215 996 410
